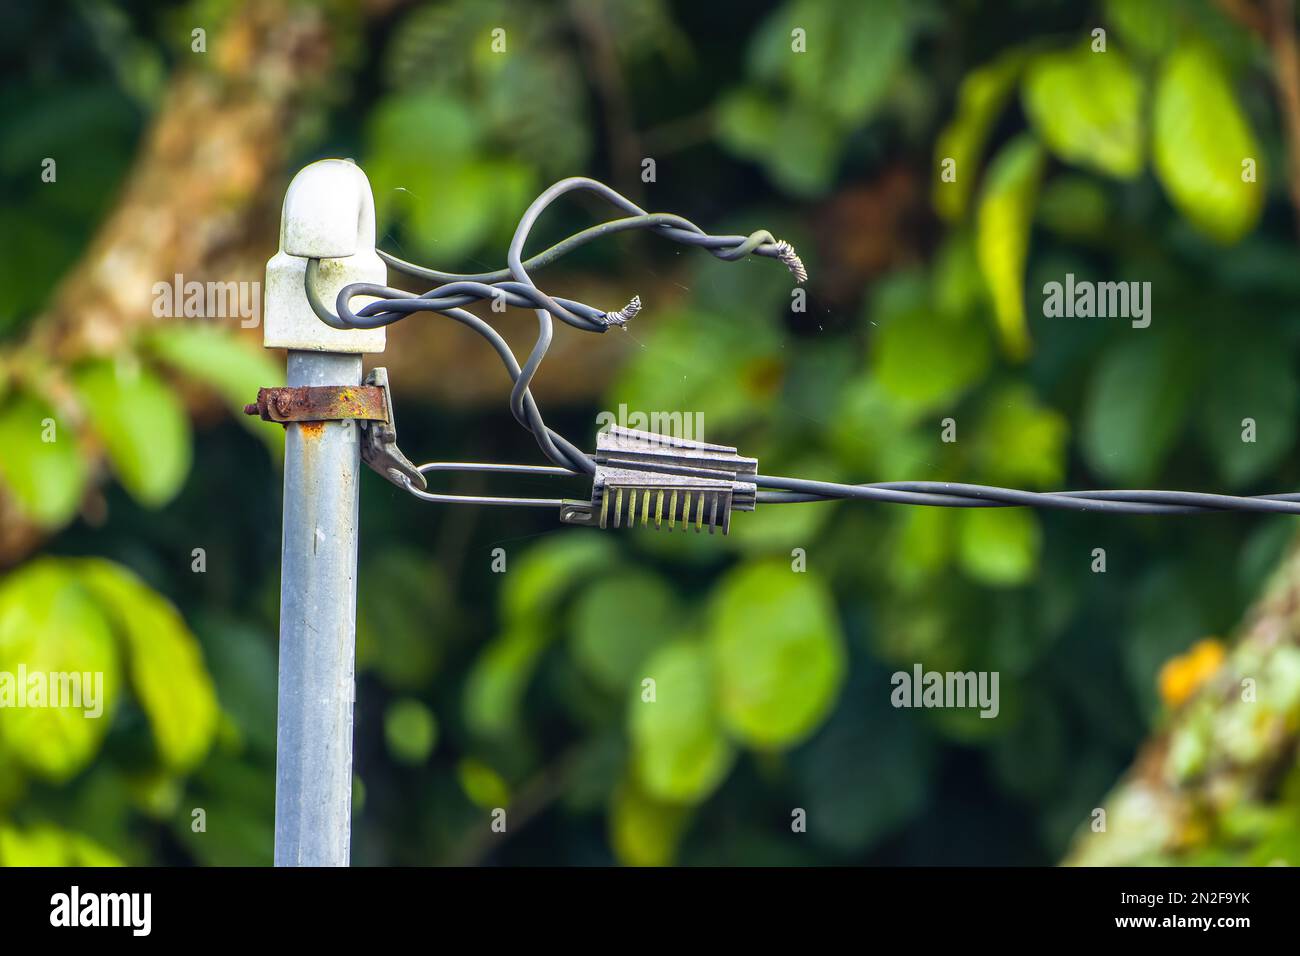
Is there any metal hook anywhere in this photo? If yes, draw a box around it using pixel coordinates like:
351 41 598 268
399 461 583 508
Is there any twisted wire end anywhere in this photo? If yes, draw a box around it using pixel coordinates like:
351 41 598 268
603 294 642 329
773 240 808 284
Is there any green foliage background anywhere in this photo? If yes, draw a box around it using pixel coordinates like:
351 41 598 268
3 0 1300 865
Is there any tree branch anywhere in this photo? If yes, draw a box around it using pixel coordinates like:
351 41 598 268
1066 535 1300 865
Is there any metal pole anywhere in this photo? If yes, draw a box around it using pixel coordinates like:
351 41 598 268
272 350 362 866
262 159 388 867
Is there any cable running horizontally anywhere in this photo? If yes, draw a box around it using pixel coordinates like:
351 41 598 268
305 175 1300 517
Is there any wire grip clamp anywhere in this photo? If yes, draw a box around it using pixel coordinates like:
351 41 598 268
560 425 757 534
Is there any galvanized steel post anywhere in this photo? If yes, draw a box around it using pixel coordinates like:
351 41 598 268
262 160 387 866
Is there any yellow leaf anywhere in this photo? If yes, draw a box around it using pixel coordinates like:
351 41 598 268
0 560 121 782
934 51 1027 220
76 559 218 771
1022 46 1144 178
1153 47 1263 243
1158 638 1226 709
976 135 1045 359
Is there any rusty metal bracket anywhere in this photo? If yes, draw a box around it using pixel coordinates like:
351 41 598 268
243 385 387 424
358 367 426 491
244 369 427 492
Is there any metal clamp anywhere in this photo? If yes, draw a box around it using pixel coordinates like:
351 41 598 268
559 425 757 534
358 368 426 491
244 367 427 491
243 385 387 424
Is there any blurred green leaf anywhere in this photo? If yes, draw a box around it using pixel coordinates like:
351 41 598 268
0 822 122 866
749 0 919 124
502 533 618 625
1022 46 1144 179
384 0 499 90
890 505 955 591
973 383 1069 487
469 537 621 742
976 135 1045 359
482 537 637 743
716 92 840 197
0 84 137 331
197 616 276 753
568 571 678 692
870 303 991 413
73 360 191 508
609 775 690 866
0 744 26 810
716 89 779 158
957 508 1040 587
1082 335 1194 483
463 624 548 741
368 89 478 175
728 487 839 553
934 51 1027 220
386 1 591 175
793 664 934 853
1036 174 1111 240
932 231 990 317
457 757 510 809
763 107 844 197
609 306 783 435
1153 46 1263 243
144 325 283 455
629 642 734 803
828 376 918 473
384 698 438 766
76 558 218 771
724 0 928 196
357 550 449 691
366 90 534 261
874 597 969 675
412 159 534 259
0 559 121 782
1202 339 1297 486
1104 0 1180 58
709 561 845 749
0 390 86 528
175 750 274 866
482 52 591 176
561 731 625 814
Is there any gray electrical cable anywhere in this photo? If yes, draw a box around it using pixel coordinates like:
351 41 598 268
754 476 1300 516
307 176 805 473
312 272 612 332
377 209 804 285
303 174 1300 519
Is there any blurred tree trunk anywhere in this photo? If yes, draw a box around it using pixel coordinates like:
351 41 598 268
31 1 342 361
0 0 346 564
1066 538 1300 865
0 0 648 567
1056 0 1300 868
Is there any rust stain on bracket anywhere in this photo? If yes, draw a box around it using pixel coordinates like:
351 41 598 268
243 385 387 424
